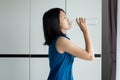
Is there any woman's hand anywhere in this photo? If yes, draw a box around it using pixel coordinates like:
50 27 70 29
76 17 88 33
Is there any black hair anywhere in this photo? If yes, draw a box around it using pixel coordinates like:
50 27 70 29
43 8 66 45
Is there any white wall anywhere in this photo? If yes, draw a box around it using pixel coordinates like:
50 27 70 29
0 0 30 80
31 0 101 80
30 0 65 54
30 0 101 55
116 0 120 80
0 0 101 80
0 0 29 53
66 0 101 54
0 58 29 80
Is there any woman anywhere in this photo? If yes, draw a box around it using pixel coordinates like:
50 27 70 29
43 8 95 80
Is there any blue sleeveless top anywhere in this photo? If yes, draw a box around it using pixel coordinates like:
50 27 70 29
47 35 74 80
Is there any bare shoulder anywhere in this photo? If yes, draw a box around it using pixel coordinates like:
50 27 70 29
56 36 75 54
56 36 94 60
57 36 70 43
56 36 72 47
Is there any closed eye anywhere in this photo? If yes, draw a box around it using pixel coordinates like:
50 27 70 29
63 16 67 19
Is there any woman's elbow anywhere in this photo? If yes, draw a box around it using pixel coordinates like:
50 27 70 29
88 53 95 61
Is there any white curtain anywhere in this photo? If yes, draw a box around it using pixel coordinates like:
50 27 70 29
116 0 120 80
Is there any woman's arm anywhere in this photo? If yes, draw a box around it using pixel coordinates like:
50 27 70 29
76 18 94 59
56 18 95 60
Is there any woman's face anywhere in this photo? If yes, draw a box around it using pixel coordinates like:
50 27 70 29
59 11 71 33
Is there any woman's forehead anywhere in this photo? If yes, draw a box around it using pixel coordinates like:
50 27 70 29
60 11 66 17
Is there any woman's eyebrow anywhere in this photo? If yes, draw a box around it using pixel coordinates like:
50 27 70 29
63 14 66 17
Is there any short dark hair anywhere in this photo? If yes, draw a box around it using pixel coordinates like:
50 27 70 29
43 8 66 45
